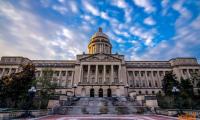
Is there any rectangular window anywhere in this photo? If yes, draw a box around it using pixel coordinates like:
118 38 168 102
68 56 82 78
68 71 72 76
61 71 66 76
135 71 138 76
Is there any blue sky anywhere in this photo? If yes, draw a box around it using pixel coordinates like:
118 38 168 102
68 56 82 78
0 0 200 61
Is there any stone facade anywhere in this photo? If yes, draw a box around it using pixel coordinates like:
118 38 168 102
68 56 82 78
0 28 200 97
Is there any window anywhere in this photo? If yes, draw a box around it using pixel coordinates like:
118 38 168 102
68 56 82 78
106 70 109 74
145 91 148 94
155 82 158 87
153 71 157 76
139 91 142 94
99 70 102 74
152 91 155 94
141 71 144 77
135 71 138 76
159 71 163 76
147 71 150 76
61 71 66 76
92 70 95 73
149 82 152 87
68 71 72 76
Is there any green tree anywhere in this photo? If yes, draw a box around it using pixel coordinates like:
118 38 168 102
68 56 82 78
191 72 200 95
180 78 193 97
0 63 35 108
162 71 179 95
35 68 57 109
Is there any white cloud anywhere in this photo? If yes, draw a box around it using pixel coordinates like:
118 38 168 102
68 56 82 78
69 1 78 13
112 0 127 9
52 5 68 15
144 17 156 25
113 29 130 37
83 1 99 16
0 1 87 60
133 0 155 13
111 0 132 23
136 16 200 60
173 1 192 27
130 26 156 47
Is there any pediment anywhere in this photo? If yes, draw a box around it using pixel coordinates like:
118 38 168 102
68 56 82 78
80 53 121 62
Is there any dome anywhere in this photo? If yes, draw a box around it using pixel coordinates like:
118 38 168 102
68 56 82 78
88 27 112 54
91 27 109 39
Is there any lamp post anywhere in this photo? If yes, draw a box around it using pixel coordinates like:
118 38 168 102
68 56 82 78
21 86 37 118
172 86 180 114
73 83 77 97
124 84 129 97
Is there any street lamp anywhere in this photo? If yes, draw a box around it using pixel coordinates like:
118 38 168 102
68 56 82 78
73 83 77 97
172 86 180 114
20 86 37 118
124 84 129 97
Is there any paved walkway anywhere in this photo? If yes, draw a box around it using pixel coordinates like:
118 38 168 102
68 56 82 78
34 114 178 120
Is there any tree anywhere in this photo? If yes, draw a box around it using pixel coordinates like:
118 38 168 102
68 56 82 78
180 78 193 97
162 71 179 95
35 68 57 109
0 63 35 108
191 72 200 95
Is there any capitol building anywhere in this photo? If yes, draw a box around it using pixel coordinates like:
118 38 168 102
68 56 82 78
0 28 199 98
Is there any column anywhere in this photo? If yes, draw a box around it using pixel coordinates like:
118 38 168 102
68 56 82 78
187 69 190 78
119 65 122 83
138 71 142 87
150 71 155 87
95 65 98 83
2 68 5 76
156 71 161 88
79 65 83 83
144 71 149 88
71 71 74 86
111 65 114 83
58 71 61 86
103 44 104 53
87 65 90 83
65 70 68 87
8 68 11 74
103 65 106 83
132 70 136 87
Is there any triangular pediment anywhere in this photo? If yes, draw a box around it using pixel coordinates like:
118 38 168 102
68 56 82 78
80 53 122 62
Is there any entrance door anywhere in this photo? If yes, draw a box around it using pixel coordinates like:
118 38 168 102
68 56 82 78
107 88 112 97
99 88 103 97
90 88 94 97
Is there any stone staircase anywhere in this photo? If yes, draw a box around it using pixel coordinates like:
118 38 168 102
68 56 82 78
57 97 150 115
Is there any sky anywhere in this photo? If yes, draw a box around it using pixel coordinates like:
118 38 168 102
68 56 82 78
0 0 200 62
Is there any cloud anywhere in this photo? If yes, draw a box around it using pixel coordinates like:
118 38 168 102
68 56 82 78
111 0 132 23
0 1 87 60
83 1 99 16
136 16 200 60
130 26 156 47
133 0 155 13
69 1 78 13
173 1 192 27
52 5 68 15
144 17 156 25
